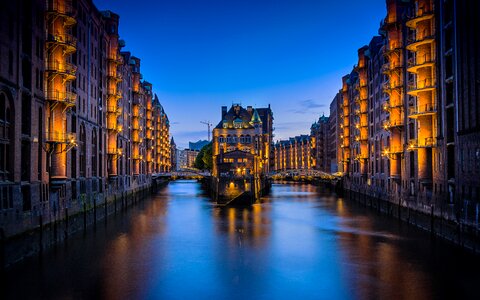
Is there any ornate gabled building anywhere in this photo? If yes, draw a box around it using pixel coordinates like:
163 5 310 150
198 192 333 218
212 104 273 202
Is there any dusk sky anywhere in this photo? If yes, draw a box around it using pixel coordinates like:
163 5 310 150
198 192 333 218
95 0 386 149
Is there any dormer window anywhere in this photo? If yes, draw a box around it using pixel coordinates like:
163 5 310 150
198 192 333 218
233 118 243 129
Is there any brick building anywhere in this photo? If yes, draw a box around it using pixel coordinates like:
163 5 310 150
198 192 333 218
274 135 312 172
0 0 171 239
333 0 480 223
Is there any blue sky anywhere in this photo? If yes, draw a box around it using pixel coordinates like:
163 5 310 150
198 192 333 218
95 0 386 149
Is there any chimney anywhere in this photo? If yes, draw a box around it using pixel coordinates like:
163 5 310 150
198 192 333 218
222 106 227 118
247 106 253 113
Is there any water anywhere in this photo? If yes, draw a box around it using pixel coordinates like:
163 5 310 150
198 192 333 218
2 181 480 299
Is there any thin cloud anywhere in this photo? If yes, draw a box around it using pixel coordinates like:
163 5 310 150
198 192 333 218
290 99 326 114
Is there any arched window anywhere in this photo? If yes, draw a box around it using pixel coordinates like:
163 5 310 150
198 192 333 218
245 135 252 144
92 128 97 177
79 123 86 177
0 92 13 181
226 135 232 144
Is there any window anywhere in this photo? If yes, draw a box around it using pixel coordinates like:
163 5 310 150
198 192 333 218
38 108 42 180
22 94 31 134
0 92 13 181
8 50 13 75
79 123 86 177
21 141 30 181
92 129 97 177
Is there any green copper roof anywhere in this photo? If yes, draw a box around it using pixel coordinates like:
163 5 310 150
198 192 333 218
251 109 262 124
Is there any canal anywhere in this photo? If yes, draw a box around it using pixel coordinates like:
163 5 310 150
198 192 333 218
2 181 480 299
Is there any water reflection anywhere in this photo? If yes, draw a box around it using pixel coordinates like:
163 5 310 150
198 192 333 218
2 181 480 299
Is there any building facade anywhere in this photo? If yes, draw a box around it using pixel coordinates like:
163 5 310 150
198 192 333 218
0 0 171 240
274 135 312 172
335 0 480 224
213 104 273 177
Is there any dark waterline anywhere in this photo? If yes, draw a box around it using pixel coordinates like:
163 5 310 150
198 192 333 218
2 181 480 299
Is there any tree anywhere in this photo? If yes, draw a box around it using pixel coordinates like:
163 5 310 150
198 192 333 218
194 142 212 171
194 149 205 170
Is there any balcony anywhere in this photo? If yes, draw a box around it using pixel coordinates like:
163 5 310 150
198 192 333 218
383 44 402 57
354 153 369 161
45 60 77 80
46 33 77 53
406 34 435 52
406 8 434 28
108 55 124 65
107 71 123 82
383 120 404 130
45 90 76 107
382 80 403 94
107 88 122 99
408 103 437 118
408 137 437 149
407 55 435 73
407 78 435 95
382 61 402 74
107 105 122 115
383 99 403 111
383 146 404 156
107 148 123 156
132 154 143 160
45 0 76 26
380 16 398 30
46 132 76 144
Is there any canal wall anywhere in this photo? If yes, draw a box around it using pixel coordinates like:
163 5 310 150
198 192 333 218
342 183 480 254
1 177 170 269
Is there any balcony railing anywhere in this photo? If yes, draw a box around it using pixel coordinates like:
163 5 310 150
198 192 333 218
408 103 437 117
107 88 122 98
383 44 402 56
384 146 403 155
108 55 124 65
107 148 123 156
383 80 403 93
407 78 435 94
46 33 77 51
45 0 76 25
107 105 122 115
407 55 435 73
408 137 437 149
45 60 77 77
406 33 435 51
380 16 398 30
45 90 76 106
46 131 76 144
355 153 369 161
406 6 434 28
383 120 404 130
107 71 123 82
